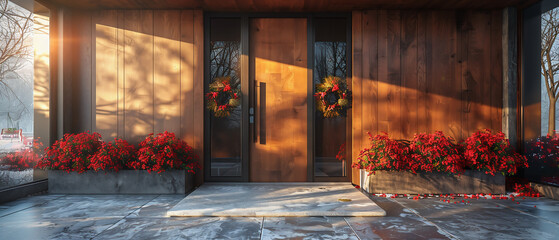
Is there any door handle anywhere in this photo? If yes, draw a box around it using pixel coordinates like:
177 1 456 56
259 82 266 144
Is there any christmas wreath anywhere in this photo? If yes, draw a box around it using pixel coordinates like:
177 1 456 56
314 76 352 118
206 77 241 118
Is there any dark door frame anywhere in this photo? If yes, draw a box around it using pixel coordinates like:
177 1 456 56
203 12 352 182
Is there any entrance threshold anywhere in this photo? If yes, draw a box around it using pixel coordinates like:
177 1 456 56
167 183 386 217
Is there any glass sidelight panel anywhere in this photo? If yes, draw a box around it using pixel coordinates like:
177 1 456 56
209 18 242 177
313 18 348 177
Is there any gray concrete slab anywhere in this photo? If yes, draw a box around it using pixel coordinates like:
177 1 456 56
167 183 386 217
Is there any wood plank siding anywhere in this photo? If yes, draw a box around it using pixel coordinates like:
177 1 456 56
351 10 503 184
59 9 504 185
61 10 204 184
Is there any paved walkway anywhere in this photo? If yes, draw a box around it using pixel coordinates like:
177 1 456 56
0 189 558 239
168 183 385 217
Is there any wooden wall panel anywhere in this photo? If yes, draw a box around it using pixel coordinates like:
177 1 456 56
352 10 503 184
117 11 125 138
64 9 204 184
124 10 154 144
362 10 378 151
490 10 503 131
387 11 402 139
401 11 418 139
351 11 363 184
180 10 195 154
94 10 118 139
192 10 205 185
154 10 181 135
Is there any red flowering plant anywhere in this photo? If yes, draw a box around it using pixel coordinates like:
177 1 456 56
36 132 103 173
0 140 43 171
89 138 135 172
206 76 241 118
463 129 528 176
130 131 200 174
352 132 409 175
408 131 465 175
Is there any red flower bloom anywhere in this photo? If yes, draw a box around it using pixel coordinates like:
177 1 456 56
463 129 527 176
36 132 102 173
223 84 231 92
332 84 340 92
129 131 200 174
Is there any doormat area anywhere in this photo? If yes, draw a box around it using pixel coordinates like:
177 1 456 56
167 183 386 217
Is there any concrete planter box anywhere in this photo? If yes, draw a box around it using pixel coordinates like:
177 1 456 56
0 169 47 189
531 182 559 200
359 169 505 194
48 170 193 194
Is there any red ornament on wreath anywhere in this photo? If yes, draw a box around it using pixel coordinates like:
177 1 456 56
206 77 241 118
314 76 352 118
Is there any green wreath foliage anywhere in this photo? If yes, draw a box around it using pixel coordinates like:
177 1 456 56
206 77 241 118
314 76 352 118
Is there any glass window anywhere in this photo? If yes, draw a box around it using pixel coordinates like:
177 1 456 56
313 18 348 177
208 18 242 177
1 0 49 190
523 3 559 187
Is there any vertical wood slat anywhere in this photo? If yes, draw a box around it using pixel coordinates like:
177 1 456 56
490 10 503 131
362 10 378 140
417 12 427 134
447 11 462 141
377 11 389 134
193 10 204 184
455 11 465 140
466 11 492 134
94 10 118 139
351 11 363 185
387 11 402 139
154 10 181 135
123 10 154 144
427 12 450 138
180 10 195 149
401 11 418 140
117 10 125 138
479 12 493 134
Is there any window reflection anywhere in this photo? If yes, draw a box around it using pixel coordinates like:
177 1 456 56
209 18 242 177
524 6 559 186
313 18 348 177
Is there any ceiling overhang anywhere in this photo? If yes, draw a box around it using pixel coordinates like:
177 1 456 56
39 0 539 11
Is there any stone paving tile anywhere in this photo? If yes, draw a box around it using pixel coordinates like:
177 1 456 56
127 195 186 218
261 217 358 240
93 217 262 240
0 194 65 218
395 197 559 240
345 197 450 240
0 194 157 240
0 211 122 240
495 197 559 225
30 195 156 219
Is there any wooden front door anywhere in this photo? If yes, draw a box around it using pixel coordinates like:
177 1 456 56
250 18 308 182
